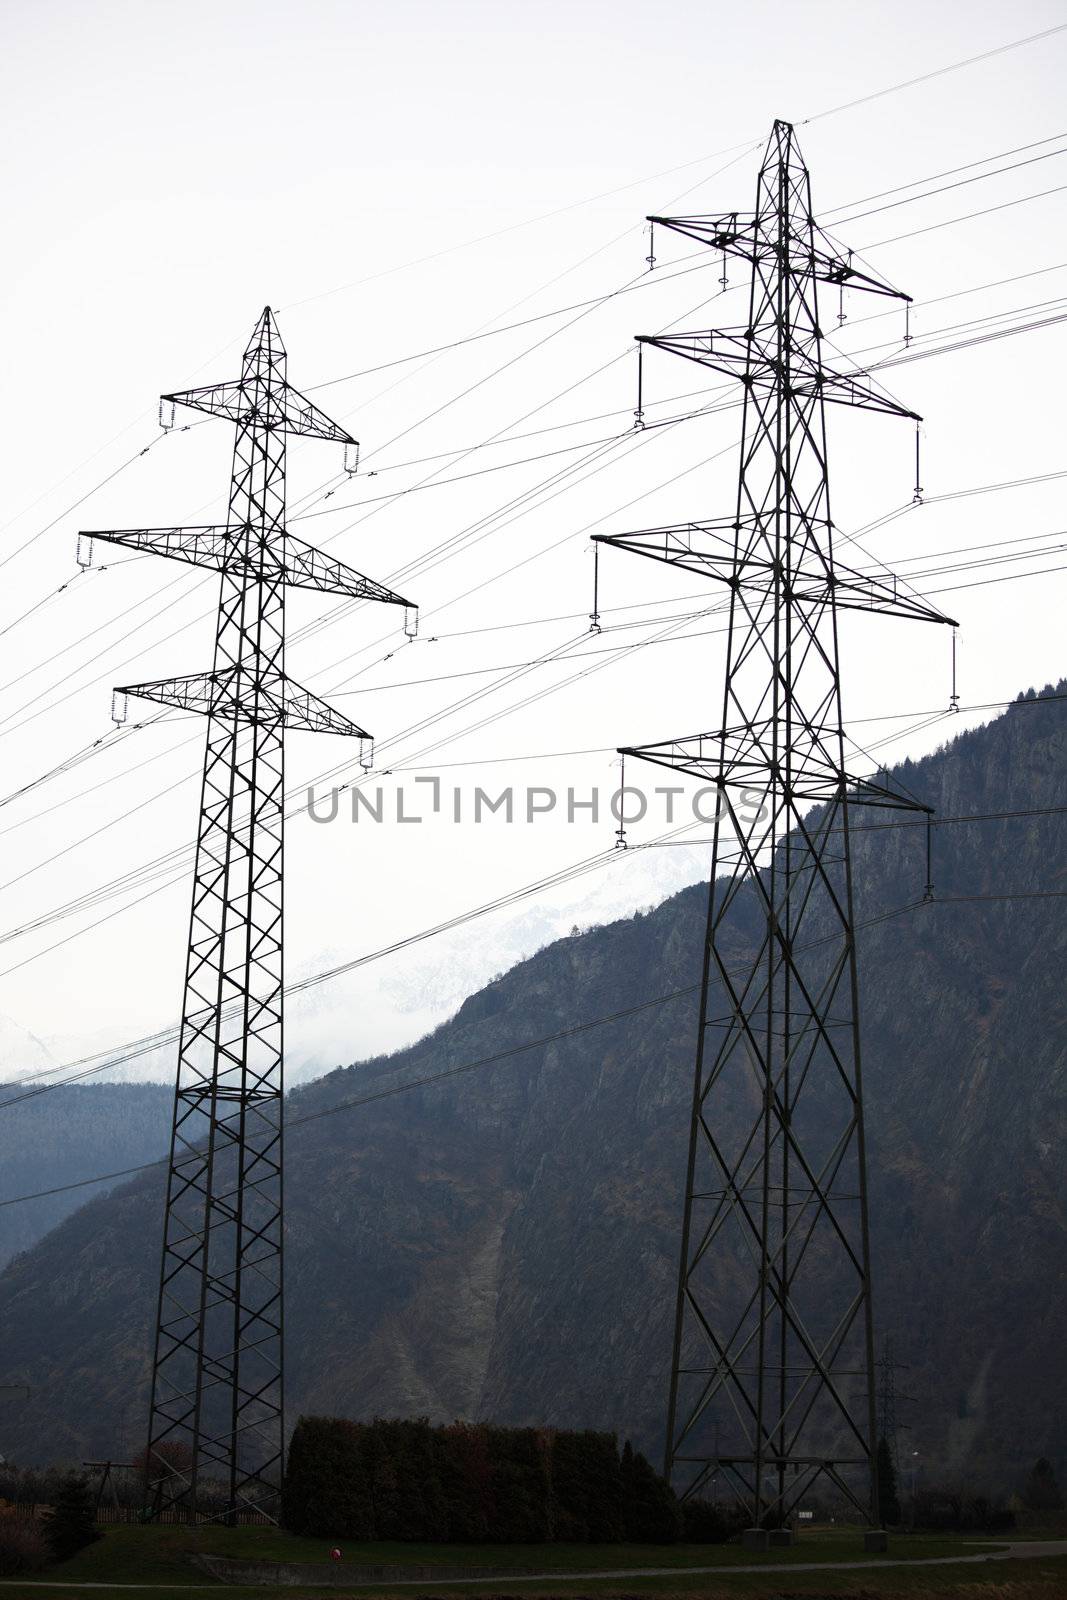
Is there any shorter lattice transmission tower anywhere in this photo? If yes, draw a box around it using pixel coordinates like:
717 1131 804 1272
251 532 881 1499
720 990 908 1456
595 122 954 1532
82 307 413 1522
876 1332 916 1481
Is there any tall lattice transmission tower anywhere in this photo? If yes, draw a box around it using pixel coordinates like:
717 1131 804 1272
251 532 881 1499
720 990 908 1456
83 308 413 1522
595 122 953 1533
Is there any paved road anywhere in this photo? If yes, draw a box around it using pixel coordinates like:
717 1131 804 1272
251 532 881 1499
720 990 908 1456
2 1539 1066 1589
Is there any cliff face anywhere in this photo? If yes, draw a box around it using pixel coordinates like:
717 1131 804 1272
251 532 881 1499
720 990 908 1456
0 688 1063 1493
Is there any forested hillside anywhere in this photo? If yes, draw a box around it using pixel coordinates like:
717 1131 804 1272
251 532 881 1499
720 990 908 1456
0 687 1063 1496
0 1082 170 1269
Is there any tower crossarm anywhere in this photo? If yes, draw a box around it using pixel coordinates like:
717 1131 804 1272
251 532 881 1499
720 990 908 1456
620 730 933 812
638 331 920 420
592 522 955 626
281 532 412 607
116 668 371 739
82 524 413 608
648 212 909 300
823 561 956 626
162 379 357 444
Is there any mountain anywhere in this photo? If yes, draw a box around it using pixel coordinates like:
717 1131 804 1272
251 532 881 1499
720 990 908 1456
0 1015 57 1084
0 686 1064 1495
0 1082 171 1270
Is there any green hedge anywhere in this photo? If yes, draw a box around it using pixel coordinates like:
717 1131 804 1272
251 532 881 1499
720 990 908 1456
283 1418 679 1543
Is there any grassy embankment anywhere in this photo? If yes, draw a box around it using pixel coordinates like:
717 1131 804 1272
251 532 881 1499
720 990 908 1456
1 1525 1066 1599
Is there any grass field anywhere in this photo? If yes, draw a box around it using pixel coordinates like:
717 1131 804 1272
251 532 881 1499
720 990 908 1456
1 1524 1065 1599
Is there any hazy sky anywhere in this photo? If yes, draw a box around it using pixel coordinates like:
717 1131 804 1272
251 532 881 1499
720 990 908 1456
1 0 1065 1079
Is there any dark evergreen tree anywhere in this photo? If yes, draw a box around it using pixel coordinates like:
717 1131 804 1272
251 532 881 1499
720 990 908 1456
620 1440 680 1544
550 1431 624 1542
548 1430 589 1541
370 1419 448 1541
43 1474 100 1562
485 1426 552 1542
1023 1457 1064 1512
436 1422 492 1542
282 1416 374 1537
576 1432 625 1542
877 1437 901 1526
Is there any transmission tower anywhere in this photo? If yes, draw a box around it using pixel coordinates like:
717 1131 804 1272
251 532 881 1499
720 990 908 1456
82 308 413 1522
876 1334 900 1475
595 122 953 1533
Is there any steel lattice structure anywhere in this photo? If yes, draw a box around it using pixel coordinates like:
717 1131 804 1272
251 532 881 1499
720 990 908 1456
596 123 954 1529
876 1334 901 1478
83 308 412 1523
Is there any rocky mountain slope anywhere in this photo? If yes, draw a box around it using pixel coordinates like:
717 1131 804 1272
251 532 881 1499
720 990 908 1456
0 687 1063 1494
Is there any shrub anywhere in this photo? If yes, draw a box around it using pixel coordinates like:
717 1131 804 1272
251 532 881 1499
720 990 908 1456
484 1426 552 1543
912 1486 1016 1533
369 1420 448 1542
284 1418 678 1544
0 1517 48 1577
1024 1458 1064 1512
551 1431 624 1542
282 1416 373 1539
620 1441 680 1543
42 1474 101 1562
680 1496 747 1543
436 1422 492 1542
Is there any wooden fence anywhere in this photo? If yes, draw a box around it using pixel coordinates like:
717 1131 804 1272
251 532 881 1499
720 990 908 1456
1 1502 272 1527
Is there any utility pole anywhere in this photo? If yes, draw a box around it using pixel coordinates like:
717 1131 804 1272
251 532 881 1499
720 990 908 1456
82 308 413 1523
595 122 953 1538
84 1461 133 1516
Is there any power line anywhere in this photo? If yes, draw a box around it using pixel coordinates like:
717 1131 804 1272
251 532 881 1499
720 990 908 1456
305 252 720 390
0 984 704 1205
294 296 1067 528
822 130 1067 217
0 293 1048 756
275 21 1067 315
2 204 1062 966
0 432 182 575
0 567 94 642
3 773 1065 1110
2 542 1064 954
388 696 1067 768
2 88 1058 625
5 858 1065 1212
830 141 1067 228
303 129 1067 394
861 180 1067 251
2 198 1043 656
2 259 1058 744
801 22 1067 125
4 445 1061 831
279 144 764 315
0 826 698 1103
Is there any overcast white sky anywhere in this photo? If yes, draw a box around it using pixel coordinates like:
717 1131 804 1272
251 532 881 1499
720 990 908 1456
1 0 1065 1080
